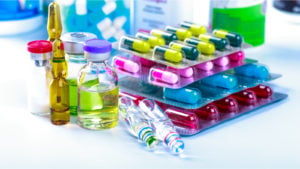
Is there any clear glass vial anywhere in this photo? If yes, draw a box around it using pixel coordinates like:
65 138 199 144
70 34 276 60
78 39 119 130
61 32 97 116
27 40 52 115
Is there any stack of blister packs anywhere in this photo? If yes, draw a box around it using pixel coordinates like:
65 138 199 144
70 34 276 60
113 21 288 136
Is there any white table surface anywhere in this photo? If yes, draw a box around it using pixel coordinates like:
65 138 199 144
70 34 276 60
0 3 299 169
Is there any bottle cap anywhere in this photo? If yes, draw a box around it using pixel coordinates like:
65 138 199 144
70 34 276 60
27 40 52 53
84 39 112 54
61 32 97 54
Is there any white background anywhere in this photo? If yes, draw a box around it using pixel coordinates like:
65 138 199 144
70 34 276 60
0 1 300 168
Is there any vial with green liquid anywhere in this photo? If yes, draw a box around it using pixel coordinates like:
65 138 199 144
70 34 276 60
78 39 119 130
61 32 97 115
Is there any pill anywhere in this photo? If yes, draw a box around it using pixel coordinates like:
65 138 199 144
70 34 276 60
232 90 257 105
194 104 220 121
151 29 178 44
168 67 194 78
196 61 214 71
250 85 273 98
214 97 239 114
228 51 245 62
213 29 243 47
184 38 215 55
199 34 228 50
165 26 193 40
119 91 145 105
165 108 200 130
163 87 201 104
234 63 270 80
121 36 150 53
151 68 179 84
169 42 199 60
136 33 165 48
213 56 229 66
180 21 207 36
113 56 140 73
102 1 116 15
201 74 238 89
153 46 183 63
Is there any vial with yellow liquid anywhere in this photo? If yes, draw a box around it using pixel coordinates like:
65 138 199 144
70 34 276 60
78 39 119 130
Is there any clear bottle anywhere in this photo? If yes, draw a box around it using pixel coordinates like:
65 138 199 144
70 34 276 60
61 32 97 116
139 99 185 154
78 39 119 130
119 96 159 149
27 40 52 115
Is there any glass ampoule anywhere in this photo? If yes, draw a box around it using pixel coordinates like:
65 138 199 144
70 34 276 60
78 39 119 130
61 32 97 115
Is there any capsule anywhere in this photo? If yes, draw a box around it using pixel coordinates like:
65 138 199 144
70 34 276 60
165 26 192 40
213 29 243 47
168 67 194 78
153 46 183 63
184 38 215 55
214 97 239 114
150 68 179 84
196 61 214 71
165 108 200 130
194 104 220 121
169 42 199 60
113 56 140 73
121 36 150 53
213 56 229 67
136 33 165 48
234 63 270 80
232 90 257 105
163 87 201 104
180 21 207 36
201 73 238 89
228 51 245 62
250 85 273 98
151 29 178 44
199 34 228 50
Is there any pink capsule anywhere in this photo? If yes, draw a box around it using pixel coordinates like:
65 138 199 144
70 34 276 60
165 108 200 130
168 67 194 78
213 56 229 66
196 61 214 71
194 104 220 121
228 51 245 62
151 68 179 84
114 56 140 73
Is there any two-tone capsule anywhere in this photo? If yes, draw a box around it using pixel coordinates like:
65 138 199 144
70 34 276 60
213 29 243 47
180 21 207 36
151 29 178 44
153 46 183 63
199 34 228 50
136 33 165 48
165 26 192 41
120 36 150 53
169 42 199 60
184 38 215 55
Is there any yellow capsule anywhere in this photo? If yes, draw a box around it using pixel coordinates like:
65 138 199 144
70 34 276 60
180 21 207 36
199 34 228 50
121 36 150 53
151 29 178 44
165 26 192 40
47 2 62 42
136 33 165 48
213 29 243 47
154 46 183 63
184 38 215 55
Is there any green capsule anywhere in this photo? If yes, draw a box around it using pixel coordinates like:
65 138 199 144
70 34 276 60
154 46 183 63
213 29 243 47
169 42 199 60
184 38 215 55
199 34 228 50
165 26 192 40
180 21 207 36
121 36 150 53
136 33 165 48
151 29 178 44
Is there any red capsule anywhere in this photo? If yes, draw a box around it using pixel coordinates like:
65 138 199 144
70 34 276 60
155 101 168 111
194 104 220 121
119 92 145 105
251 85 273 98
214 96 239 113
228 51 245 62
165 108 200 130
232 90 257 105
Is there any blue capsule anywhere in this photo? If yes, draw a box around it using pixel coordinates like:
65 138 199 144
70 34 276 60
163 87 201 104
234 63 270 80
201 74 238 89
